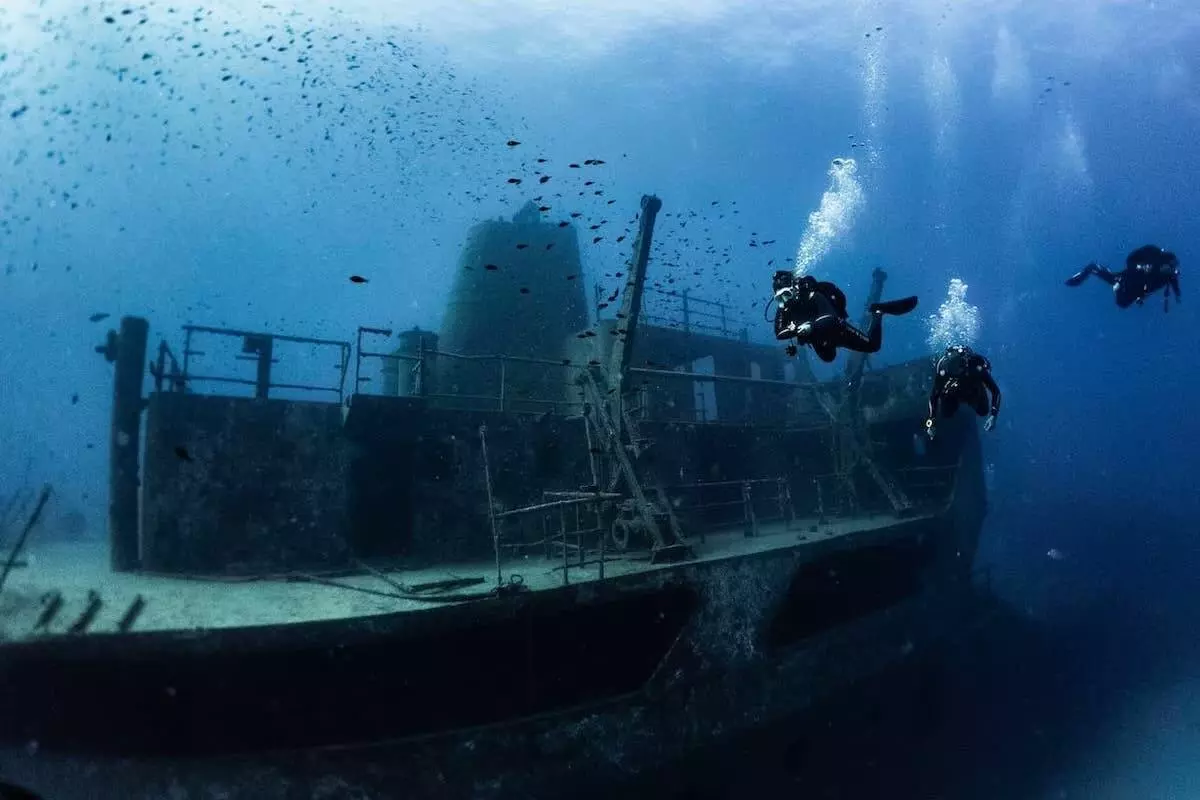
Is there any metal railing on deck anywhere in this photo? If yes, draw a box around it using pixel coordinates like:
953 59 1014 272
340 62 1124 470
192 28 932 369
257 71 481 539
156 325 352 403
809 462 960 519
626 365 829 428
355 326 586 415
149 341 186 393
493 491 623 585
625 286 749 341
663 477 796 542
479 423 623 587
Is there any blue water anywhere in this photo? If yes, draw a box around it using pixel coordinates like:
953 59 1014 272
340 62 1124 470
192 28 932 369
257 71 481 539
3 1 1200 797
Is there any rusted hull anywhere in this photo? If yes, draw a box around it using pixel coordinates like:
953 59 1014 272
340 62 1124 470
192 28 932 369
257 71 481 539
0 507 986 800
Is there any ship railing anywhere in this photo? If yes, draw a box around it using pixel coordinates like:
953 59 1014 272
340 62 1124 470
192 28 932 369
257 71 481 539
355 327 585 415
624 366 830 428
490 491 623 585
163 325 351 403
659 477 795 543
808 462 960 519
148 341 187 393
629 286 750 342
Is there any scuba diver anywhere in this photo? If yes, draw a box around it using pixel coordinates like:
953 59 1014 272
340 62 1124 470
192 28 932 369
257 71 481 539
1064 244 1181 310
924 344 1001 440
771 270 919 363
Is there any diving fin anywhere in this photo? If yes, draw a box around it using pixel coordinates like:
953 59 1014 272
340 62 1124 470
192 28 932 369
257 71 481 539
869 296 919 316
1065 263 1098 287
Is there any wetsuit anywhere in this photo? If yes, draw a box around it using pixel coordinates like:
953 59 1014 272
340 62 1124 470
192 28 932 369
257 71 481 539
772 271 918 363
925 345 1000 439
1065 244 1181 310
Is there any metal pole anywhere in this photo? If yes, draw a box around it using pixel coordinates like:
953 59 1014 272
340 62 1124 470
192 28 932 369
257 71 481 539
354 328 363 395
182 327 192 380
0 485 51 594
255 336 273 400
107 316 149 572
339 344 349 404
480 425 502 588
561 507 568 586
598 498 606 581
583 409 600 489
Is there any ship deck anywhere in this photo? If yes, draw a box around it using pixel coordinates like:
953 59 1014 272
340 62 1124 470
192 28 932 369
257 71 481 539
0 510 933 642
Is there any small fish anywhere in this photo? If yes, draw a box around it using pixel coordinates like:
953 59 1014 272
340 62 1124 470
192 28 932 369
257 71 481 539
568 163 580 169
506 139 521 147
174 446 193 462
484 264 499 271
592 236 602 244
349 275 368 283
519 287 530 294
557 221 569 228
507 177 522 185
515 243 528 250
1046 548 1065 561
538 206 551 212
538 175 550 184
89 312 111 323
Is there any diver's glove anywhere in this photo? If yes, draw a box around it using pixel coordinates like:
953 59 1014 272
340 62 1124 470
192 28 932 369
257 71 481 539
984 415 997 432
924 418 936 440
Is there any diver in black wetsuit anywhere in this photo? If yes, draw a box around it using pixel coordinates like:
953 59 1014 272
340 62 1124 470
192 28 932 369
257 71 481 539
924 344 1001 440
772 270 918 363
1065 244 1181 310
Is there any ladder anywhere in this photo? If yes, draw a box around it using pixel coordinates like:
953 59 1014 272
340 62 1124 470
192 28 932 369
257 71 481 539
581 371 685 552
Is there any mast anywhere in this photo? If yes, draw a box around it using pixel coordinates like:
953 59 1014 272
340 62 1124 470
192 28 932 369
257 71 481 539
607 194 662 392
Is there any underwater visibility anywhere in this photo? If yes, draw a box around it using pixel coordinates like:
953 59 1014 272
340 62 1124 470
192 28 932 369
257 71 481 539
1 1 1198 799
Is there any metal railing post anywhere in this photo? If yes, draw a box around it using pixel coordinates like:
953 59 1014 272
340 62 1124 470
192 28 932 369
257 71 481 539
480 424 502 588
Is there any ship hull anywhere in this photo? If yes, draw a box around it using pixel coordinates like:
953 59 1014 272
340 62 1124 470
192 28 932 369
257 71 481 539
0 509 986 800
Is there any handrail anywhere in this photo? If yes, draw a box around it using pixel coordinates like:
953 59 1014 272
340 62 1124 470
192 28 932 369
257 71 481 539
175 325 351 402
